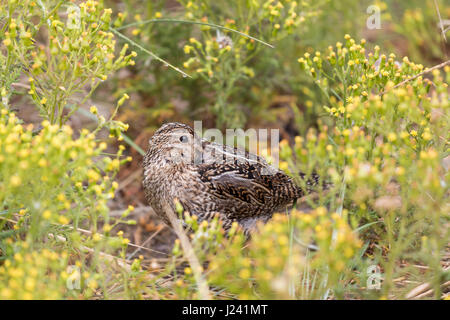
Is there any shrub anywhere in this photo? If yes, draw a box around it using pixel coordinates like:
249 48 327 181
0 0 448 301
290 36 449 298
166 37 448 300
0 0 138 299
107 0 365 130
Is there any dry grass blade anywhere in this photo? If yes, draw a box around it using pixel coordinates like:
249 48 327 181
162 202 212 300
127 225 164 260
117 169 143 192
69 224 169 257
115 18 274 48
433 0 447 42
48 233 131 271
405 266 450 299
110 27 190 78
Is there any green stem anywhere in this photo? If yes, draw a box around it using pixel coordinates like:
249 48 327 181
115 18 274 48
109 27 190 78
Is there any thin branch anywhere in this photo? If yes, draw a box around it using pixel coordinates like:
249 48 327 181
380 59 450 95
48 233 131 271
11 82 31 90
127 226 164 260
64 223 169 257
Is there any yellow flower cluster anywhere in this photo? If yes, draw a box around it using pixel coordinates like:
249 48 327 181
206 206 362 299
0 107 127 234
4 1 135 126
179 0 323 127
0 245 69 300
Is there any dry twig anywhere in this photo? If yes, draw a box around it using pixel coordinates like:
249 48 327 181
380 59 450 96
162 202 212 300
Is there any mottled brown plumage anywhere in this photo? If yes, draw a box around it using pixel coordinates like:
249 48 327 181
143 122 320 235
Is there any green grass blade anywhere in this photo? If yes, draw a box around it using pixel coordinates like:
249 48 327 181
120 132 146 156
110 27 191 78
115 18 274 48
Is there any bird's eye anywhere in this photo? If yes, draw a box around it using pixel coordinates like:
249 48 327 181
179 135 189 143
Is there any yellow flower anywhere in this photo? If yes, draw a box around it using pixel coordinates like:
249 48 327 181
88 279 98 290
87 169 100 182
110 159 120 170
3 38 11 46
58 216 69 225
334 260 345 271
422 131 432 141
279 161 289 171
90 106 98 114
92 233 101 242
301 214 313 224
42 210 51 219
278 235 288 246
395 167 405 176
315 207 327 216
10 175 21 187
345 148 355 156
25 278 36 291
176 279 184 286
239 268 251 279
344 247 354 258
387 132 396 142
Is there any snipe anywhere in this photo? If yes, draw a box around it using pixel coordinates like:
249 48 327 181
143 122 321 235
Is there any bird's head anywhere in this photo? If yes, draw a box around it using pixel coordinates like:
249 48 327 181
144 122 202 166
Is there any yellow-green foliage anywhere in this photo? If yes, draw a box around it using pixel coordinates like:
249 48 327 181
166 37 448 300
0 0 138 300
289 36 448 298
0 107 135 299
0 0 448 300
175 0 327 127
1 0 135 125
390 0 448 63
207 209 362 300
0 110 124 232
0 244 71 299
